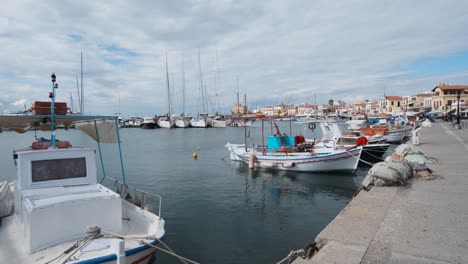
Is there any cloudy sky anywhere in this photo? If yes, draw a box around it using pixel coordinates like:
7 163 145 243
1 0 468 116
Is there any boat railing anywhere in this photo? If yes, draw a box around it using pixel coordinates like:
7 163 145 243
100 176 163 219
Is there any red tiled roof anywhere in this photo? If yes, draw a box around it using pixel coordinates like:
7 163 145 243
416 93 433 97
354 103 366 107
385 96 402 101
432 84 468 92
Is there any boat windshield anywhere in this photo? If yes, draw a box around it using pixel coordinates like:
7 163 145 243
32 157 87 182
336 137 356 145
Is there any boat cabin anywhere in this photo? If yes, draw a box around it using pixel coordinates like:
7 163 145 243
267 135 294 150
13 147 121 254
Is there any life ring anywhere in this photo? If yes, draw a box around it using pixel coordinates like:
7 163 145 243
308 123 316 130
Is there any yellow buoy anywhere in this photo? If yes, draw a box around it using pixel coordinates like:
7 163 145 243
192 152 198 159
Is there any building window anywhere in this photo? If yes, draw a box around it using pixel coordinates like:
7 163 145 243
448 100 452 106
435 92 440 96
398 101 400 107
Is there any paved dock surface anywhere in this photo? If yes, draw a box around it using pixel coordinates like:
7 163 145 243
293 123 468 264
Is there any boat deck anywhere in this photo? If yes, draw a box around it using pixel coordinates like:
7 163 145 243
0 200 165 263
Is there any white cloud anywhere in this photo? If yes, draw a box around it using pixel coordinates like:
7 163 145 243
11 98 28 107
0 0 467 116
0 16 8 33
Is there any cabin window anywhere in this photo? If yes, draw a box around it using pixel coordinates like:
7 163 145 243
31 158 87 182
336 138 356 145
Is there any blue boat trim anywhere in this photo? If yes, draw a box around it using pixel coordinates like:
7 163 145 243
125 231 165 256
74 254 117 264
74 231 165 263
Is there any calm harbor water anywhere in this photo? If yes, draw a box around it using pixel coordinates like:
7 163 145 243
0 122 370 264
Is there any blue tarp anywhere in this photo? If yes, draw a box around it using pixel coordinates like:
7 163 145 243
267 135 294 150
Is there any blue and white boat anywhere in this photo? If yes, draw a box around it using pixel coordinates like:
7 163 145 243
0 74 195 264
0 115 169 264
226 134 362 172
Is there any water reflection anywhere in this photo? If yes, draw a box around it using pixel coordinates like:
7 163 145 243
233 161 360 213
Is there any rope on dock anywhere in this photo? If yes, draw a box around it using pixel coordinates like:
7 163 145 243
275 249 305 264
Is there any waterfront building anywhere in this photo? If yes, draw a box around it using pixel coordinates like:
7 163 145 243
273 104 288 116
286 105 298 116
382 96 403 113
353 102 366 113
431 84 468 113
366 101 380 114
415 92 434 111
297 104 317 117
259 106 274 116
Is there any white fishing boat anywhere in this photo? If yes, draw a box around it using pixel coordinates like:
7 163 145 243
0 74 196 264
0 114 171 264
384 129 406 143
190 116 208 128
226 141 362 172
226 118 362 172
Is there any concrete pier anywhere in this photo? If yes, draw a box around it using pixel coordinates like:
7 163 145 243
293 123 468 264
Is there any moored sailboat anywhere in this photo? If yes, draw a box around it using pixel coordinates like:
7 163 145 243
158 53 174 129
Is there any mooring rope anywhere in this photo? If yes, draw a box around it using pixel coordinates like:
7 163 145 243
101 230 198 264
344 148 376 167
45 226 198 264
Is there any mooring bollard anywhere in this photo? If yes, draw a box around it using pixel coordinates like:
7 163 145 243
412 127 421 145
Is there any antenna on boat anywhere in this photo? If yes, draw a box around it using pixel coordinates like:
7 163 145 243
50 73 57 148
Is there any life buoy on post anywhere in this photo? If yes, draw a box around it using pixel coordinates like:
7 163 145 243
308 123 316 131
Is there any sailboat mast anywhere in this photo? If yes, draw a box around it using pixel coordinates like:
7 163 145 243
198 49 205 114
80 52 84 115
171 73 175 115
236 76 240 116
76 76 81 114
181 56 186 115
165 52 171 117
215 50 219 114
244 92 247 115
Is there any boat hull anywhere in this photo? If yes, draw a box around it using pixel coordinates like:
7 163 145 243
361 144 390 163
229 120 252 127
210 120 226 128
157 120 174 128
225 144 362 172
175 119 189 128
140 123 157 129
190 119 207 128
384 131 405 143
